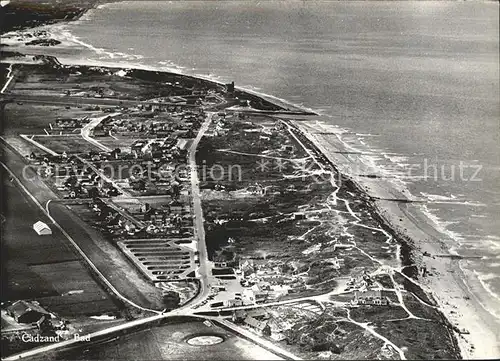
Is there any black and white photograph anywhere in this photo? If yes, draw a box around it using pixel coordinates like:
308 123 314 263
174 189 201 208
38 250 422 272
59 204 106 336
0 0 498 360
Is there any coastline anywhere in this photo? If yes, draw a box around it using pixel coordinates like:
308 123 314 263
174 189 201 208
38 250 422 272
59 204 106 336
290 119 500 359
1 8 499 360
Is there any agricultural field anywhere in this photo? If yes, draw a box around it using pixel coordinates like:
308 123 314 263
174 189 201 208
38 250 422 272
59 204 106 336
2 103 101 136
33 135 101 154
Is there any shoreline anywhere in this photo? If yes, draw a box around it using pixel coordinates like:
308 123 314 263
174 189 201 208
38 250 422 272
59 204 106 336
1 10 499 360
1 53 486 359
290 119 500 359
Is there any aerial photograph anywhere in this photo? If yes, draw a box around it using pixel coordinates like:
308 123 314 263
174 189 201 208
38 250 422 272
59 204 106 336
0 0 498 360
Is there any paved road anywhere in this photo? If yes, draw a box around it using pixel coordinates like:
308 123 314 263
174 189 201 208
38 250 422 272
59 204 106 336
1 114 305 361
2 311 205 361
1 94 197 108
80 113 118 152
74 154 132 198
216 319 300 361
188 112 214 305
1 64 16 94
19 133 59 156
0 142 165 311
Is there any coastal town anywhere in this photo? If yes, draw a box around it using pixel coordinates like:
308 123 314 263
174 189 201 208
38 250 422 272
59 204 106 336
0 49 462 360
2 1 496 359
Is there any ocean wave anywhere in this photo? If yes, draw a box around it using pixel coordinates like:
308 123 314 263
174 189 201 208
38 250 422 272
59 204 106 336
474 271 500 306
46 24 148 65
420 192 458 202
419 204 464 243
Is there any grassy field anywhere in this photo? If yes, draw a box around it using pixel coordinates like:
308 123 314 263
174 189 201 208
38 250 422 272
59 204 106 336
2 103 100 136
40 318 282 360
30 261 117 317
2 135 47 159
33 135 101 154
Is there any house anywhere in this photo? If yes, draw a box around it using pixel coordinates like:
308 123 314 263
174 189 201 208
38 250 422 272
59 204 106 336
243 316 270 336
176 138 189 151
225 81 235 93
352 290 388 306
33 221 52 235
239 260 255 277
294 212 306 220
109 148 121 159
232 310 247 323
131 141 145 156
225 299 243 307
7 301 50 327
169 200 184 213
123 221 137 235
140 203 152 213
271 332 287 342
242 289 256 305
268 318 290 342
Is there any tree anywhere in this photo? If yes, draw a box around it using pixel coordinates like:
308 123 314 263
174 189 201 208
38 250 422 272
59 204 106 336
162 291 180 310
132 179 146 191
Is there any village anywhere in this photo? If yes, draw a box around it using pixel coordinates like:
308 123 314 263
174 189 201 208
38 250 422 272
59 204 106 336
1 62 242 355
1 58 460 360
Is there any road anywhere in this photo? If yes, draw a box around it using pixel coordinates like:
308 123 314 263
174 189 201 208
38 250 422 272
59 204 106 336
1 311 206 361
188 112 214 305
74 154 132 197
80 113 119 152
19 134 59 156
216 319 301 361
0 141 166 311
1 64 16 94
1 112 304 361
1 94 197 108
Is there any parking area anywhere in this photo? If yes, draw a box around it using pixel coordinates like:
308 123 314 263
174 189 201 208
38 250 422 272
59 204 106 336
117 239 197 282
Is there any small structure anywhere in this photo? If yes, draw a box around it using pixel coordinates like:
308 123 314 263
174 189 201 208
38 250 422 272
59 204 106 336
33 221 52 236
169 200 184 213
7 300 50 326
352 290 388 306
243 316 270 336
247 307 268 319
176 138 189 151
225 81 235 94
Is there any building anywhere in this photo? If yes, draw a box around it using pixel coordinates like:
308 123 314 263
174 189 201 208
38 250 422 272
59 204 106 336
243 316 270 336
246 308 268 319
169 200 184 213
242 289 256 305
7 301 50 326
176 138 189 151
33 221 52 235
224 299 243 307
225 81 235 93
352 290 388 306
